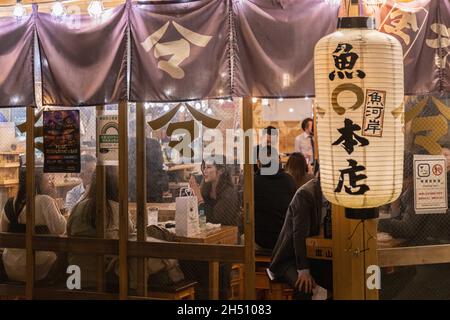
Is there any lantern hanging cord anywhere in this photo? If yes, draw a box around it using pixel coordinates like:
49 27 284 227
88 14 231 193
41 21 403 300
345 219 363 253
345 219 375 255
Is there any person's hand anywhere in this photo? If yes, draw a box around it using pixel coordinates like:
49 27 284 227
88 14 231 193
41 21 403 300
189 176 202 201
295 272 316 293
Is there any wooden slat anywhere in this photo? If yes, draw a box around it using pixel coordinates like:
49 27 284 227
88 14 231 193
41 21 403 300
0 233 245 262
378 244 450 267
95 106 106 293
128 241 245 262
0 233 26 248
25 106 35 300
242 97 255 300
118 101 129 299
135 102 147 296
0 284 157 300
32 236 118 254
209 261 220 300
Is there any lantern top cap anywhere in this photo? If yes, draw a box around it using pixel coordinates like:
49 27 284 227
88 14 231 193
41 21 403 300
337 17 376 30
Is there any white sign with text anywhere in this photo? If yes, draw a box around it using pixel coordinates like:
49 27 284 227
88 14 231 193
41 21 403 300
414 155 448 214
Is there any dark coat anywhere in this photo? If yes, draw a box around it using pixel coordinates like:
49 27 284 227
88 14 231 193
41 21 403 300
270 178 323 276
254 169 297 249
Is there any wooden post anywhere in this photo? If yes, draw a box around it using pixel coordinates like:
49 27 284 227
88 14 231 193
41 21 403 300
136 102 147 296
209 261 220 300
118 101 129 299
242 97 255 300
332 205 379 299
364 219 379 300
25 106 36 300
348 0 360 16
95 106 106 293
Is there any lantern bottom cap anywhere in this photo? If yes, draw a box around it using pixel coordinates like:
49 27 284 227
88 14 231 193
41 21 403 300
345 207 379 220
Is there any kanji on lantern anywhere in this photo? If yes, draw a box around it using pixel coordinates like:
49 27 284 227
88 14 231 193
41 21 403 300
335 159 370 195
363 89 386 137
328 43 366 81
332 118 369 154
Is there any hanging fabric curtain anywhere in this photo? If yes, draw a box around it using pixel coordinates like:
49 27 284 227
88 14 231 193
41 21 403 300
130 0 231 102
435 0 450 92
0 14 35 108
232 0 339 98
378 0 440 95
35 3 128 106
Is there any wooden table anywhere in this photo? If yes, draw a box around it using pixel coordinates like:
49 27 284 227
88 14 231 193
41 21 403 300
128 202 176 226
175 226 238 245
174 225 238 300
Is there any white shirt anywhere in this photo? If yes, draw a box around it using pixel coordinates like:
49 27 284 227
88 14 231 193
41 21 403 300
0 195 66 282
295 132 314 164
65 183 85 213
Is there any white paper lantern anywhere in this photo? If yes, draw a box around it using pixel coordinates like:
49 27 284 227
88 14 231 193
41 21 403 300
314 17 404 212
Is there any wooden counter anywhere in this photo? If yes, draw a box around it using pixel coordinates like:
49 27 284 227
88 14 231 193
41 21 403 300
175 226 238 245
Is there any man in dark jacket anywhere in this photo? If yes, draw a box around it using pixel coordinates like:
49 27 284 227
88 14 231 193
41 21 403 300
254 146 297 250
128 137 169 202
269 177 332 299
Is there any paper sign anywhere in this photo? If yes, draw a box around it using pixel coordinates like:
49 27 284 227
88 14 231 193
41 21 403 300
43 110 80 173
97 113 119 165
413 155 448 214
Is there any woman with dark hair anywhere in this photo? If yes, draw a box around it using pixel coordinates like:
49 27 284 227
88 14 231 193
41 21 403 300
0 168 66 282
285 152 314 189
188 156 240 299
67 166 180 290
189 156 240 226
67 166 134 289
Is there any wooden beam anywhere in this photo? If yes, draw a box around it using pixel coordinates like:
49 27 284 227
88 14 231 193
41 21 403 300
332 205 365 299
128 241 245 262
209 261 220 300
118 101 129 299
32 236 118 254
25 106 36 300
95 106 106 293
0 233 26 248
364 219 379 300
242 97 255 300
135 102 148 296
379 244 450 267
0 233 245 262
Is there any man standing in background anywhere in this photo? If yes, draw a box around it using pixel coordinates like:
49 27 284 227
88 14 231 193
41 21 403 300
295 118 314 166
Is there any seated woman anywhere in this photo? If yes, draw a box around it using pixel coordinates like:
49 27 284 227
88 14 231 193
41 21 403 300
67 166 181 291
189 156 240 226
188 155 240 299
285 152 314 189
0 168 66 283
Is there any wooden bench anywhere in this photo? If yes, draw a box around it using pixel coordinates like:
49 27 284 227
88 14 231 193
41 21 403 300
147 280 197 300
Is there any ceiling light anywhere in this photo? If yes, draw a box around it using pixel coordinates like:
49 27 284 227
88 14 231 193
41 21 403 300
13 1 26 18
88 0 104 18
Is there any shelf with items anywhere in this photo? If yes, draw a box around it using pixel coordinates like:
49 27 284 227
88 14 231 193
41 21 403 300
0 152 20 186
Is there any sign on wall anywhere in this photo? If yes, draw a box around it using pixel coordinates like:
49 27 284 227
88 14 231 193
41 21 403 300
97 113 119 165
413 154 448 214
43 110 80 173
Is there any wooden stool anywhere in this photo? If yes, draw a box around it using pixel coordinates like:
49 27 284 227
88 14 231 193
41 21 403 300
147 280 197 300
